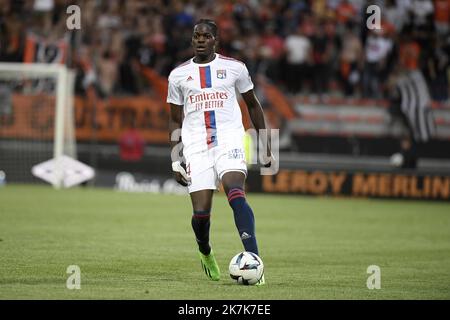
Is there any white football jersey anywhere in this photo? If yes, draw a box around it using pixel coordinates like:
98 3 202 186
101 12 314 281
167 54 254 156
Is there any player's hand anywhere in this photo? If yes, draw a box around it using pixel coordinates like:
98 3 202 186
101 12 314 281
172 161 191 186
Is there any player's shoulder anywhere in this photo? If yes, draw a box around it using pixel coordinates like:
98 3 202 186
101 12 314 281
169 58 193 79
217 54 246 69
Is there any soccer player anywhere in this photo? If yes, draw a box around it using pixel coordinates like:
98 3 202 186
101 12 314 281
167 19 272 285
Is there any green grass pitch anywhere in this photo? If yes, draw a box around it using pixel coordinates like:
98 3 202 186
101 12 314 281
0 184 449 299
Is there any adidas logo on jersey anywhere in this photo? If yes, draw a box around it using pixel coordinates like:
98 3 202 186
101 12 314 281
240 232 252 240
186 76 194 82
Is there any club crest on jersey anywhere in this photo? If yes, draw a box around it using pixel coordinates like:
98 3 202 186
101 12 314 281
216 69 226 79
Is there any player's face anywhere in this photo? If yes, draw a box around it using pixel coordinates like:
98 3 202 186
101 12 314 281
192 24 216 59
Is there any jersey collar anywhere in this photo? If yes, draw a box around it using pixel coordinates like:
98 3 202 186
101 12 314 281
192 53 218 65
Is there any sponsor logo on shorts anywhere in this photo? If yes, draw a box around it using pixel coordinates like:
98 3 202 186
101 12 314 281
228 148 245 160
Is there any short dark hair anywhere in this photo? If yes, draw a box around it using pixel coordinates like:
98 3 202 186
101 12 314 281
194 19 218 37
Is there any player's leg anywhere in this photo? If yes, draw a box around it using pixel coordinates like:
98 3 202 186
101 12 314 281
221 171 265 285
189 189 221 281
221 171 259 256
190 189 214 256
187 158 221 281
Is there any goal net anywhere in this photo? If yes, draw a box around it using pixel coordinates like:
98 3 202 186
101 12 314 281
0 63 76 187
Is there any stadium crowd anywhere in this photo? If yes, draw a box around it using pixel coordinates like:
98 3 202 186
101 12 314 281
0 0 449 102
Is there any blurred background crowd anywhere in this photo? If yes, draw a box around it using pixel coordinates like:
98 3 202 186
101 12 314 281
1 0 449 103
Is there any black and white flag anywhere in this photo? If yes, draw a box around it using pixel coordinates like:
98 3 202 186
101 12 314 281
396 70 436 142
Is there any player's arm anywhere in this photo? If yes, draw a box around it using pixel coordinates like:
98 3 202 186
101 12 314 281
169 103 190 186
169 103 183 150
241 89 273 166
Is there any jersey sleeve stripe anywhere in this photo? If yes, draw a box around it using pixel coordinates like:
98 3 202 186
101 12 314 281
173 59 191 70
218 54 244 65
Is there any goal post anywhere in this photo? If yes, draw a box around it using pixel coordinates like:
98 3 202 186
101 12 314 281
0 63 77 188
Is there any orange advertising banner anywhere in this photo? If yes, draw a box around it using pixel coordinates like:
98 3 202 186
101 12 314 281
0 94 56 140
0 94 170 144
75 96 169 143
256 169 450 201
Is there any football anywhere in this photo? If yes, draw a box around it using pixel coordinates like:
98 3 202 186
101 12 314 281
229 251 264 285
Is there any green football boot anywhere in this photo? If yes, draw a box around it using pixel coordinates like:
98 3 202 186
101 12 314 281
199 249 220 281
255 274 266 286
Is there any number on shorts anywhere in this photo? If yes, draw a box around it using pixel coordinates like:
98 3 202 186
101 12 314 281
186 163 191 176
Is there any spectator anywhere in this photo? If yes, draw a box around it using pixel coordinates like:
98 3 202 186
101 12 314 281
424 36 449 101
399 33 421 71
384 0 408 33
118 121 145 162
259 24 285 83
311 20 333 99
97 50 118 97
0 14 24 62
335 0 357 29
363 29 394 99
339 23 363 96
0 0 446 105
410 0 435 29
433 0 449 36
284 24 312 94
387 67 435 168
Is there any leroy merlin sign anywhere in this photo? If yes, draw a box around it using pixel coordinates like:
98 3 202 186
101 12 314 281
248 170 450 201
